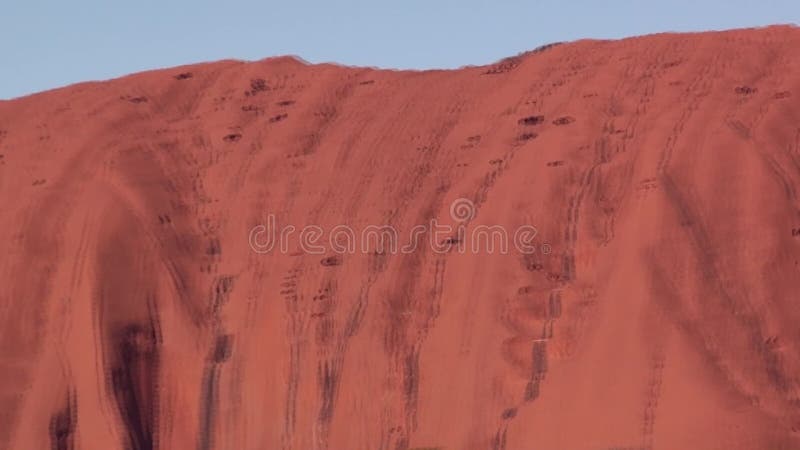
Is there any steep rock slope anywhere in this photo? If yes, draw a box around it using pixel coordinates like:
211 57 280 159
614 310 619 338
1 25 800 450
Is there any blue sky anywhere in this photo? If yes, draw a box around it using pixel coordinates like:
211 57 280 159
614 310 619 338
1 0 798 99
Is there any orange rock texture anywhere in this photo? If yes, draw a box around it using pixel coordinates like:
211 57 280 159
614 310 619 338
1 25 800 450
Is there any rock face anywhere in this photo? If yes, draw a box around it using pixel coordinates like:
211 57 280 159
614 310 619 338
2 24 800 450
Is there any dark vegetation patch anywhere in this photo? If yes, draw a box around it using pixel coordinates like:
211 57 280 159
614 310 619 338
518 115 545 126
49 392 76 450
320 255 342 267
774 91 791 99
206 238 221 256
530 41 563 53
524 260 544 272
174 72 193 80
501 407 518 420
484 57 522 75
211 334 232 363
442 236 461 245
121 95 148 104
245 78 269 96
552 116 575 126
109 324 158 450
484 42 563 75
461 135 482 149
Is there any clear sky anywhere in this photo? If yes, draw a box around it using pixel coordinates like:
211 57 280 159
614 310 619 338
1 0 798 99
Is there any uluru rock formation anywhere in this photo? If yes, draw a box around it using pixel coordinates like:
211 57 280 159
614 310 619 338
2 25 800 450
